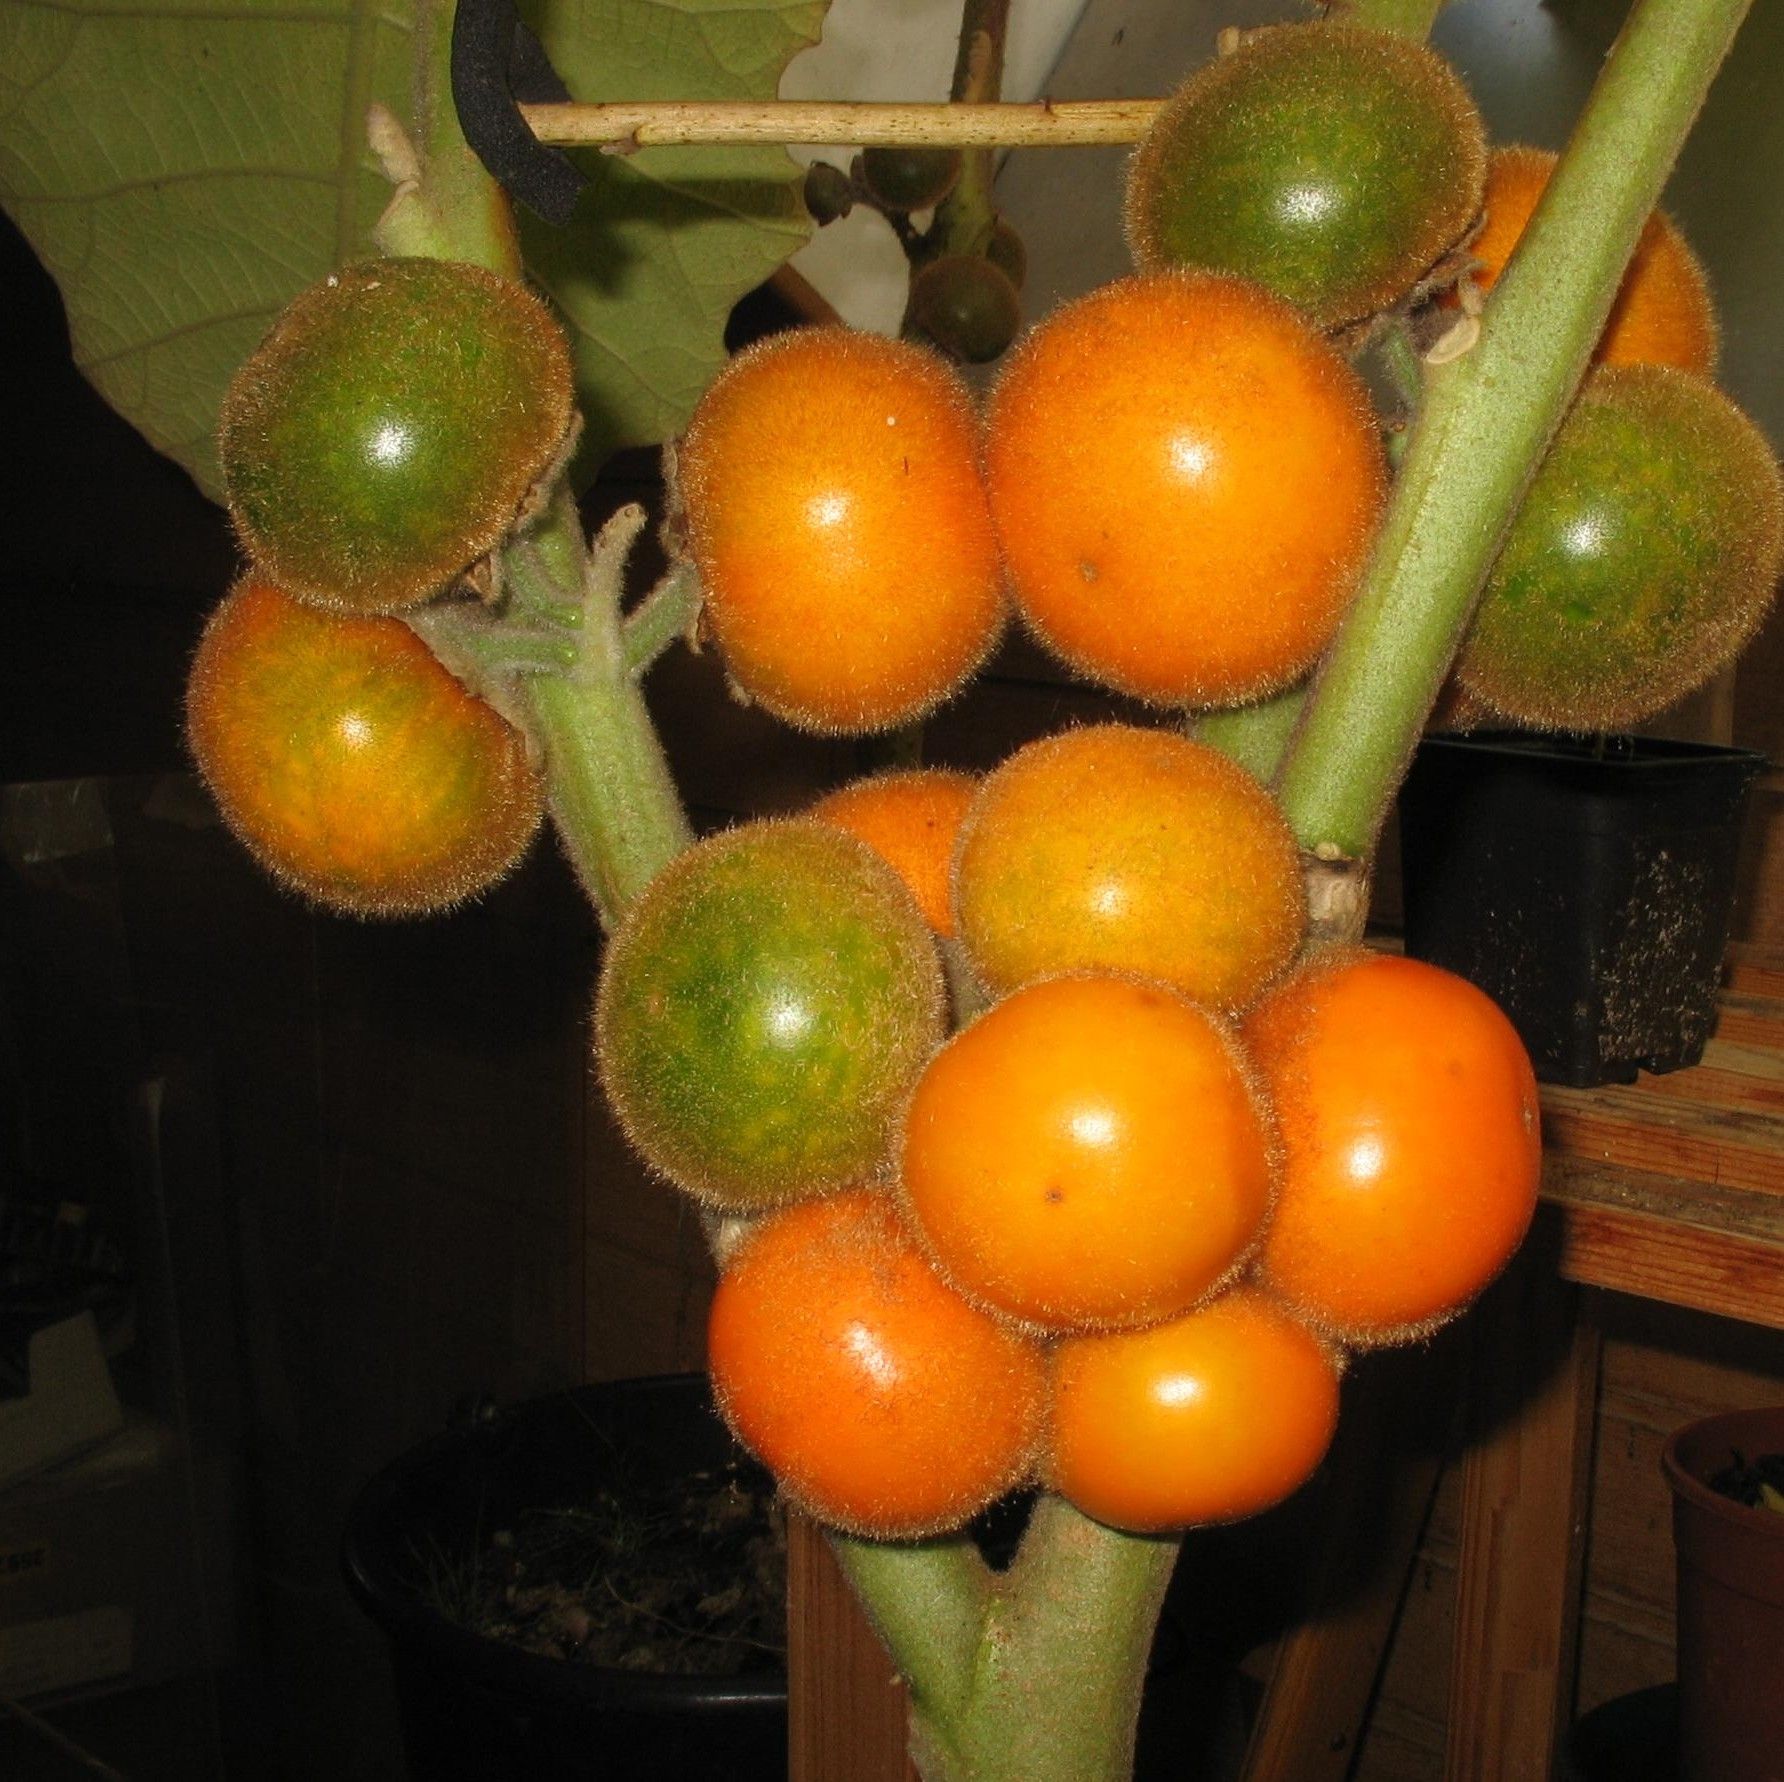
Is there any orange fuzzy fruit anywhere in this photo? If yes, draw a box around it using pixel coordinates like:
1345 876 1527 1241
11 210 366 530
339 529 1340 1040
1244 951 1541 1346
707 1190 1047 1537
809 768 977 936
1459 146 1717 373
952 724 1305 1008
677 327 1005 734
1049 1286 1342 1532
984 271 1385 707
186 575 542 915
900 974 1274 1331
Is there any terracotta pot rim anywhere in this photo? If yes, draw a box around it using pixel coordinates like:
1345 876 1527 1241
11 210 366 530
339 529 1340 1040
1661 1405 1784 1528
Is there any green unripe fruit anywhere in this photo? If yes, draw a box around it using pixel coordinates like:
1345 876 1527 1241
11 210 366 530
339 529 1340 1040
595 821 946 1213
1459 366 1784 731
908 255 1022 364
803 160 855 225
861 145 963 213
220 258 574 613
986 219 1028 292
1125 23 1486 330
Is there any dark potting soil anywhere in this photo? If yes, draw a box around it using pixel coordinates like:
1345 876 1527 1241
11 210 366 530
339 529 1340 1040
1706 1448 1784 1514
419 1456 787 1676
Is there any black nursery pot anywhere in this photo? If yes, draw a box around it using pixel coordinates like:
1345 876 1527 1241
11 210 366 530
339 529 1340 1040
1397 732 1765 1087
342 1373 787 1782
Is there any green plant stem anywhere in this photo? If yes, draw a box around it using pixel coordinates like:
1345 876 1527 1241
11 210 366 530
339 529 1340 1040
926 0 1010 261
519 505 693 922
1335 0 1445 38
622 562 704 674
907 1500 1180 1782
1277 0 1754 862
373 0 520 273
832 1532 991 1723
1194 685 1308 784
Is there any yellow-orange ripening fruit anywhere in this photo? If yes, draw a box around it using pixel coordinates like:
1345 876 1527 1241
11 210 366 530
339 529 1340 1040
1462 147 1718 375
677 328 1005 734
1125 23 1486 331
809 768 977 936
1245 951 1541 1347
186 577 544 916
985 272 1386 707
900 974 1275 1332
952 725 1305 1009
1048 1286 1342 1532
708 1190 1047 1537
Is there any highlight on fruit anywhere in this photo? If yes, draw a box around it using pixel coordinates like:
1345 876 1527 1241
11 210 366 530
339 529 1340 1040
1124 22 1486 330
219 258 575 613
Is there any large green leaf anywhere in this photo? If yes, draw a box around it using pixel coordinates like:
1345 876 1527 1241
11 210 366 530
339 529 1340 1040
0 0 823 500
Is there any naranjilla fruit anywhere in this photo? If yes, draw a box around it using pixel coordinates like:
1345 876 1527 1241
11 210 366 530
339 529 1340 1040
1245 951 1541 1347
594 821 945 1212
677 328 1006 733
952 725 1306 1009
185 576 544 915
984 271 1385 707
900 974 1274 1332
1458 146 1718 374
219 259 574 613
908 254 1023 364
1458 366 1784 731
810 768 978 937
1048 1286 1342 1532
861 144 964 213
1125 23 1485 330
708 1190 1047 1538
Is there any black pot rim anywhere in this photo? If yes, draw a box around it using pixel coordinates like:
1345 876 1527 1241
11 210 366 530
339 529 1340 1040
340 1373 788 1714
1415 730 1768 772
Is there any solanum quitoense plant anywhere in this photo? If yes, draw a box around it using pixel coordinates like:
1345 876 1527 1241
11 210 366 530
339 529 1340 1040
169 0 1782 1775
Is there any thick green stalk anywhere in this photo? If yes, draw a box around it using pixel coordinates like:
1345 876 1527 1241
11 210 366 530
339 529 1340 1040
1276 0 1755 860
910 1499 1180 1782
519 505 693 923
1337 0 1446 38
1194 685 1307 784
926 0 1010 261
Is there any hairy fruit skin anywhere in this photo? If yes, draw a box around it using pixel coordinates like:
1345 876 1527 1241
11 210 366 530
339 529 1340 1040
952 724 1306 1009
185 577 544 916
219 259 574 614
1460 147 1718 374
984 271 1385 707
594 821 946 1212
677 328 1005 734
1125 23 1486 330
1245 952 1541 1347
810 768 977 937
1458 366 1784 731
900 974 1275 1332
1049 1287 1342 1532
708 1190 1047 1538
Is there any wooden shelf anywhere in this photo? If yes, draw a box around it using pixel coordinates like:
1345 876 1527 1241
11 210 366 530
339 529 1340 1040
1541 967 1784 1330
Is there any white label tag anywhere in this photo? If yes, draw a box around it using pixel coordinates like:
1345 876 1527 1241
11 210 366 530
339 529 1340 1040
0 1606 133 1699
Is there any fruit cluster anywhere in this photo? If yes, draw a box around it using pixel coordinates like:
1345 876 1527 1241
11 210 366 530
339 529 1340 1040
598 758 1541 1537
189 258 577 914
184 15 1783 1553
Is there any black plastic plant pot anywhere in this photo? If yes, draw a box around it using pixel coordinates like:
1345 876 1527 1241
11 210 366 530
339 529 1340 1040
1397 732 1765 1088
341 1373 787 1782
